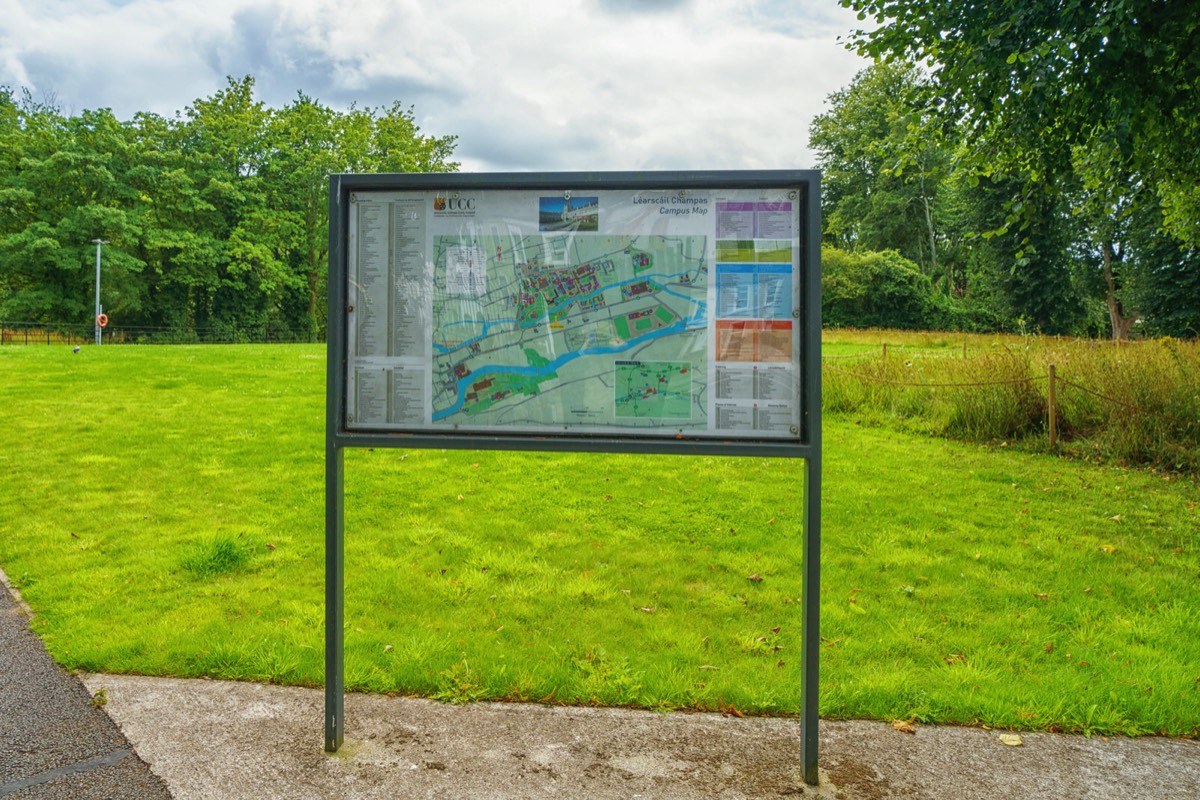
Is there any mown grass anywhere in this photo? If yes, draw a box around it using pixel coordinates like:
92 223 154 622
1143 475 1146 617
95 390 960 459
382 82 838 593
823 330 1200 473
0 343 1198 735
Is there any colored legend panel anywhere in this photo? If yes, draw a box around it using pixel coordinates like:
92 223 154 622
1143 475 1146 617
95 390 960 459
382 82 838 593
715 320 794 363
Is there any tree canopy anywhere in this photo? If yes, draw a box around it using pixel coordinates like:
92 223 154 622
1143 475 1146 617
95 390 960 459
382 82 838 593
810 57 1200 338
822 2 1200 337
840 0 1200 244
0 77 458 340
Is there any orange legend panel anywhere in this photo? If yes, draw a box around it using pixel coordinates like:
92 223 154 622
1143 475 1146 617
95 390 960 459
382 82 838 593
715 320 794 363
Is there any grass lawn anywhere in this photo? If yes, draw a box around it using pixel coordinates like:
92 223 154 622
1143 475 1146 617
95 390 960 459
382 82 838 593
0 343 1197 735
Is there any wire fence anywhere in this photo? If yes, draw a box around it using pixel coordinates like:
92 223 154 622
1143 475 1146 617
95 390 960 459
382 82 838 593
821 345 1200 472
0 321 324 346
1057 375 1200 431
823 361 1046 389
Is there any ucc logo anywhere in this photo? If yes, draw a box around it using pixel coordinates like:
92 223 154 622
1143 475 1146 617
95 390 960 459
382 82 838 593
434 196 476 211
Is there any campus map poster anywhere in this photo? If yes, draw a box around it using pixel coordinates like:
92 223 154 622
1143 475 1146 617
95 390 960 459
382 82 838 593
344 186 804 440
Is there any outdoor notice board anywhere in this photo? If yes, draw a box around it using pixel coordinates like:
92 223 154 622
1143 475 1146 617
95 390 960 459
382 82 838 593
330 171 819 454
326 171 821 785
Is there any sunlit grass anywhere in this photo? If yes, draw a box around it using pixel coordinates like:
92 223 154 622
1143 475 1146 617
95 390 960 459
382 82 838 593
0 343 1197 735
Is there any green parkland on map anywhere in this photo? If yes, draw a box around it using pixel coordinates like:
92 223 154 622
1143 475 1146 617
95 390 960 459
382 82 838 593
430 234 708 431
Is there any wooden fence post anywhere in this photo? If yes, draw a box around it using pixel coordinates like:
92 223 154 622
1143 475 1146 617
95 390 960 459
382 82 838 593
1048 363 1058 450
882 343 888 359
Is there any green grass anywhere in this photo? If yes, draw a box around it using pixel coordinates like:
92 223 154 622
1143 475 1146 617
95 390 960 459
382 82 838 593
1 343 1198 735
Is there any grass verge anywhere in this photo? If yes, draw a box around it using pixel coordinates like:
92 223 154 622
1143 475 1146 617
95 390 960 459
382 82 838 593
0 343 1197 735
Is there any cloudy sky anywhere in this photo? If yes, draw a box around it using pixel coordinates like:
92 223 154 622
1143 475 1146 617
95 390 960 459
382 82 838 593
1 0 869 172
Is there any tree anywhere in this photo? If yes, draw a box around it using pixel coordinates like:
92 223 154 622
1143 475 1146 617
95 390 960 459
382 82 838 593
840 0 1200 245
0 76 459 338
964 175 1089 335
259 94 459 339
0 96 145 324
809 63 961 288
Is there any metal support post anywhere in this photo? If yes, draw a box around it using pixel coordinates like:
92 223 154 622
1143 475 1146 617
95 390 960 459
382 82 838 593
325 442 345 752
800 455 821 784
325 176 347 753
800 174 822 786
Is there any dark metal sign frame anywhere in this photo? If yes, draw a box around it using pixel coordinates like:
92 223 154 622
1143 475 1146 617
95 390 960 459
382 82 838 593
325 170 822 784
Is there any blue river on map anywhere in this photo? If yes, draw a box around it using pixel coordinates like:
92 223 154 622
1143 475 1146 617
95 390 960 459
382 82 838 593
431 318 704 421
430 271 707 421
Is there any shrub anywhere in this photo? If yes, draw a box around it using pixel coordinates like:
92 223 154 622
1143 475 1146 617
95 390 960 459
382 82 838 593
821 247 1004 332
822 248 937 329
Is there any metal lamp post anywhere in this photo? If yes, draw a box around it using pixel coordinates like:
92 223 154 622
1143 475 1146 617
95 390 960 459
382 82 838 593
92 239 108 345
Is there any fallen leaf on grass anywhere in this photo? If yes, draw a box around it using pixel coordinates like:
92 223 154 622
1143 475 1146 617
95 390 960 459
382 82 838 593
999 733 1023 747
891 718 917 734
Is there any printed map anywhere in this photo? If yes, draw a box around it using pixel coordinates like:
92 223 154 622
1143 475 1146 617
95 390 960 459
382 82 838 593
430 234 708 430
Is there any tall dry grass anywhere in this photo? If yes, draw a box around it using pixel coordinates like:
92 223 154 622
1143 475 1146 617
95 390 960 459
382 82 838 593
822 332 1200 473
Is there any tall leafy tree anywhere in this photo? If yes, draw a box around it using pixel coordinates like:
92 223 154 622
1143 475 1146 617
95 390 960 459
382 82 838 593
259 94 459 339
0 76 459 337
964 175 1088 335
840 0 1200 245
809 62 960 287
0 96 143 323
124 110 225 330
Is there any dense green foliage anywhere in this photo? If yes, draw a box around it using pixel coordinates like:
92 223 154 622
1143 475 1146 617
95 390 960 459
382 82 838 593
821 247 998 332
811 57 1200 338
841 0 1200 246
810 63 962 292
0 77 457 339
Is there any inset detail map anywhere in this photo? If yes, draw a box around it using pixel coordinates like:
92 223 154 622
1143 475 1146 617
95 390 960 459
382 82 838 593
614 361 693 419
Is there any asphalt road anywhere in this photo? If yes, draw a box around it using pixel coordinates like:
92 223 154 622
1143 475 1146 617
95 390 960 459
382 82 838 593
0 582 170 799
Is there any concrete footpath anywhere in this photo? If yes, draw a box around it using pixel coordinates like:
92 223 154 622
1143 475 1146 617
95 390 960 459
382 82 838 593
5 582 1200 799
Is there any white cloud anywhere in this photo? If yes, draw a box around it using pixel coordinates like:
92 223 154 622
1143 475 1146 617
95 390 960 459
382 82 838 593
0 0 868 169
